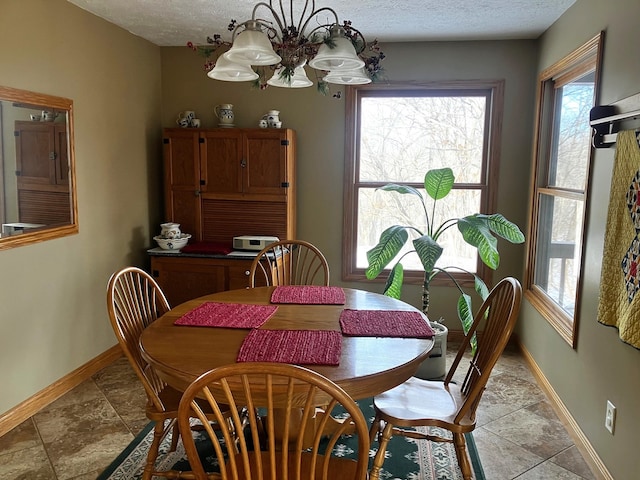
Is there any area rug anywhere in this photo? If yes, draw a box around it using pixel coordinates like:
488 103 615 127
98 398 485 480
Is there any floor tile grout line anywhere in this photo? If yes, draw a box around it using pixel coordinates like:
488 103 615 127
475 422 587 480
91 375 141 438
30 414 60 479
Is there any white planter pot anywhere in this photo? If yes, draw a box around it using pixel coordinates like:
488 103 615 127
413 321 448 380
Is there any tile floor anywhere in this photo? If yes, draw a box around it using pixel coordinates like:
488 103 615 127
0 342 598 480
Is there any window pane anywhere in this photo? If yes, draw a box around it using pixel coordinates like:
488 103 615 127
533 193 584 315
548 72 594 191
356 187 480 272
359 96 486 184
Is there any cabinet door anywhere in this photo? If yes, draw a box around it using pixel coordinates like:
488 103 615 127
54 125 69 185
227 260 254 290
163 129 201 239
227 257 272 289
151 256 226 306
15 122 57 185
15 122 71 224
200 130 243 195
243 129 291 197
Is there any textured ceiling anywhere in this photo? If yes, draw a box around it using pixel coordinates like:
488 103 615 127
66 0 576 47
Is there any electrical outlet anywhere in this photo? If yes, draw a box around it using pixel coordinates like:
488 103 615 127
605 400 616 434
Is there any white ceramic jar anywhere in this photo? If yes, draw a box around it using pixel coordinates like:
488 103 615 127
215 104 234 127
160 222 181 239
266 110 280 127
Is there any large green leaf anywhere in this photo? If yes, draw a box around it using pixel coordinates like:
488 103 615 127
457 293 478 353
382 263 403 299
457 216 499 269
378 183 424 201
365 226 409 279
413 235 443 274
424 167 454 200
478 213 525 243
457 293 474 335
473 274 490 301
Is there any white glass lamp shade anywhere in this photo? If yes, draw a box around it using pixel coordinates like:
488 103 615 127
224 23 281 66
207 56 259 82
308 31 364 71
267 64 313 88
323 67 371 85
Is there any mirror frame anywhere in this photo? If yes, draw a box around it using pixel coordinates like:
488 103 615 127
0 85 78 250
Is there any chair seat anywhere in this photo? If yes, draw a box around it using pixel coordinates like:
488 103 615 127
229 451 360 480
147 385 226 420
374 377 474 431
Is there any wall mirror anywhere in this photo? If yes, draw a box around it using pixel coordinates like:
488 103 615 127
0 85 77 250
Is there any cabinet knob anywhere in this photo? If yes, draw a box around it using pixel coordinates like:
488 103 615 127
241 158 247 168
245 270 250 275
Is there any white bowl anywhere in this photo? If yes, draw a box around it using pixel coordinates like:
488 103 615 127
154 233 191 251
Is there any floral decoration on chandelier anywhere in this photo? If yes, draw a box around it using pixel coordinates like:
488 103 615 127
187 1 385 95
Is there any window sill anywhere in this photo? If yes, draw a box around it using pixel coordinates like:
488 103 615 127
525 286 576 348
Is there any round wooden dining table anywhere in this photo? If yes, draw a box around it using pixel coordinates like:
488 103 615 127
139 286 434 400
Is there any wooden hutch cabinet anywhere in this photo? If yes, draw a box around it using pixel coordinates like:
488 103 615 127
14 121 71 224
150 127 296 305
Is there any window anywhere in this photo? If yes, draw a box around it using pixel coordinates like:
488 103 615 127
343 81 504 284
525 33 603 347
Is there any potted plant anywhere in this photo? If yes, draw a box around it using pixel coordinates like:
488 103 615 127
365 167 525 377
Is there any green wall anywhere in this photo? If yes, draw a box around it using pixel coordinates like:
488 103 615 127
0 0 163 415
519 1 640 478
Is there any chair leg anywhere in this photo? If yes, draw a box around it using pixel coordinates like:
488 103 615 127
369 420 394 480
453 432 473 480
142 420 164 480
142 420 170 480
368 413 381 445
169 419 179 452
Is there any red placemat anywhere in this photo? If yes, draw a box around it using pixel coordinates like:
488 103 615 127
174 302 277 328
339 310 435 338
180 241 233 255
270 286 346 304
237 329 342 365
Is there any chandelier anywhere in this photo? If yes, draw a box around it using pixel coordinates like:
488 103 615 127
187 0 385 93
